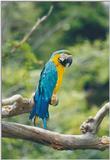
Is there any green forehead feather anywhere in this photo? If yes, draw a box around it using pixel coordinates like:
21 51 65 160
51 49 71 58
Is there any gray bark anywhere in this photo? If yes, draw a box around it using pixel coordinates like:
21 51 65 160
2 121 110 150
2 94 110 150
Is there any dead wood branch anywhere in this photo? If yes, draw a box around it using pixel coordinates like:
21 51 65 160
2 121 110 150
2 94 109 150
80 102 110 134
2 93 57 118
2 94 34 118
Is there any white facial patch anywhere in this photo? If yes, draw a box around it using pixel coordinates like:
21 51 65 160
66 63 70 67
60 57 65 61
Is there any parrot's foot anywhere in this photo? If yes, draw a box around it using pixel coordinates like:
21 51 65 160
50 94 59 106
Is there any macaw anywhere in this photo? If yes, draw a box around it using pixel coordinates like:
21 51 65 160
29 50 73 129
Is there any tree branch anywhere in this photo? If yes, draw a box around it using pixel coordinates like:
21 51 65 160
2 93 58 118
2 121 110 150
11 6 53 53
2 94 109 150
2 94 33 118
80 102 110 134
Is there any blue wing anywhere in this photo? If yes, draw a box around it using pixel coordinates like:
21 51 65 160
29 61 58 120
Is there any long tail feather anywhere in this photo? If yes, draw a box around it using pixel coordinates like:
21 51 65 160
29 91 49 128
29 103 36 120
29 93 39 120
43 118 47 129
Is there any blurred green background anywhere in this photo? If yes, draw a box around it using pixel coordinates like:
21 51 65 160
2 2 109 159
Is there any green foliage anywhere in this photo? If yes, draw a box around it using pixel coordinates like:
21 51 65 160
2 1 109 159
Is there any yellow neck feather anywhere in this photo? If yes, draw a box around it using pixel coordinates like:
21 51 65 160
51 54 65 94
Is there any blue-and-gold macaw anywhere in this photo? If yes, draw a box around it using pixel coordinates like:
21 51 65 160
29 50 73 129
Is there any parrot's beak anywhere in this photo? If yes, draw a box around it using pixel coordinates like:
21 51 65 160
58 54 73 67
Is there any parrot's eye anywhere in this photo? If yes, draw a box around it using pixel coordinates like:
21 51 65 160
58 54 73 67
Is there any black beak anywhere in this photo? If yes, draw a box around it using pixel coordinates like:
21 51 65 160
58 54 73 67
65 56 73 67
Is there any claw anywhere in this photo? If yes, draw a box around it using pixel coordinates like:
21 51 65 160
50 94 59 106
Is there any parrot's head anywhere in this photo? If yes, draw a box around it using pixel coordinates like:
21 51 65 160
51 49 73 67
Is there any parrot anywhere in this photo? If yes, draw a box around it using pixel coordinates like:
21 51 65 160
29 50 73 129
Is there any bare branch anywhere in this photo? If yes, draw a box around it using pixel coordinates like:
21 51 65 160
2 121 110 150
2 94 109 150
11 6 53 53
2 94 34 118
2 93 58 118
94 102 109 128
80 102 110 134
2 94 24 106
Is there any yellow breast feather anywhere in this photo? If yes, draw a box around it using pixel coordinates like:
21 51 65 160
51 54 65 94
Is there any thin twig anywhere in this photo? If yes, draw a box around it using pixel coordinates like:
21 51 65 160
11 6 53 53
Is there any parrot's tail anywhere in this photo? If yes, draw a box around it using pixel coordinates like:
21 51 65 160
29 93 49 129
42 118 47 129
29 102 37 120
34 116 47 129
29 92 39 120
34 116 39 126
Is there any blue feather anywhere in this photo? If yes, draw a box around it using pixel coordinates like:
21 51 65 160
43 118 47 129
29 61 58 128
